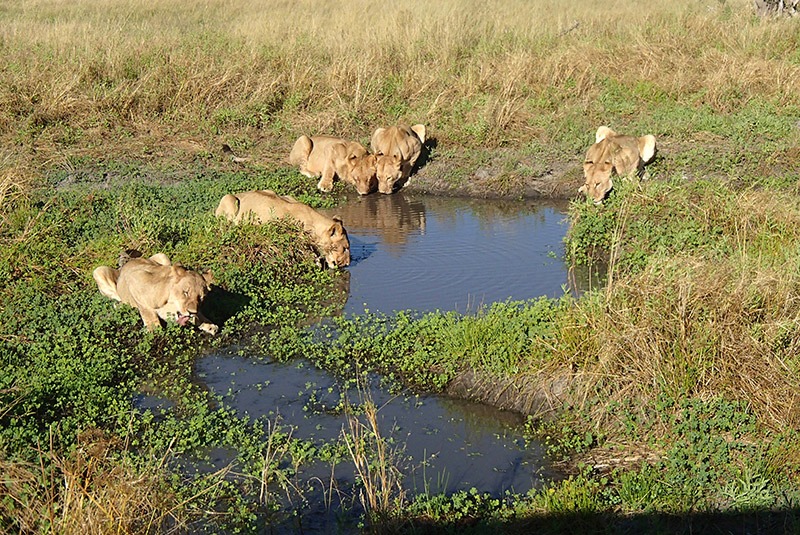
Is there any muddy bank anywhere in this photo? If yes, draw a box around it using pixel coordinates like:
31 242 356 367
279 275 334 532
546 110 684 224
43 125 586 201
211 135 584 200
446 368 574 420
405 146 583 200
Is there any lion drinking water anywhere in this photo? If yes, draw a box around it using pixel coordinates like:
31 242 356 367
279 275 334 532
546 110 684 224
579 126 657 204
289 135 377 195
215 190 351 269
93 253 218 335
370 124 426 194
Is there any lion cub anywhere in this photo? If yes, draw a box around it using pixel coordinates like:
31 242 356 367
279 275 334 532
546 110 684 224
370 124 426 194
215 190 351 269
93 253 218 335
580 126 656 204
289 135 377 195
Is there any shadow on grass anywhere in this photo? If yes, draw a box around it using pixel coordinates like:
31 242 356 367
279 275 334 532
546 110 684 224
395 508 800 535
202 285 251 328
416 137 438 172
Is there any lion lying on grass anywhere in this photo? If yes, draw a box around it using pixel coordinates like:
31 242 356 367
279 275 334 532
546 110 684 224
289 135 377 195
579 126 657 204
215 190 351 269
93 252 218 335
370 124 426 194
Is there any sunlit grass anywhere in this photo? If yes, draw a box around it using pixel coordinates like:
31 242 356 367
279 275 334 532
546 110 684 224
2 0 798 183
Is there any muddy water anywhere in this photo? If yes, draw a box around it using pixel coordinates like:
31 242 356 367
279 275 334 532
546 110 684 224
191 194 596 524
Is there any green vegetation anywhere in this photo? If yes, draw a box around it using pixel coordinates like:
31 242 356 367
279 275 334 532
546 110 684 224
2 0 798 194
2 0 800 533
0 171 351 532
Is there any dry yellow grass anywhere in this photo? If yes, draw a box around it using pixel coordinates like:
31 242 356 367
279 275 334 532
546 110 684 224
555 186 800 439
1 0 798 180
0 430 188 535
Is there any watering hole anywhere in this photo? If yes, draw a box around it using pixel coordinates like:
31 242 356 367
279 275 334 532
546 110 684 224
186 193 600 520
328 192 597 314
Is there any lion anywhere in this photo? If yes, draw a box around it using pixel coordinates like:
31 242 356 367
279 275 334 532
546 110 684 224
93 253 218 335
215 189 351 269
370 124 426 194
579 126 657 204
289 135 377 195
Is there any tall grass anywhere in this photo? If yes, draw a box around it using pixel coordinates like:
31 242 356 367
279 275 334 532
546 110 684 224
560 180 800 438
341 394 406 526
1 429 192 534
2 0 797 178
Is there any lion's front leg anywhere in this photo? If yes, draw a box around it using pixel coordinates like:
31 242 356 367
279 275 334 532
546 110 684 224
401 161 415 186
317 165 336 193
198 321 219 335
138 308 163 332
192 311 219 335
298 166 318 180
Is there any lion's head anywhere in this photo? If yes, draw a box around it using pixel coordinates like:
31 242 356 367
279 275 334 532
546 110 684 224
344 143 378 195
167 265 214 326
371 124 425 194
319 217 351 268
580 126 656 204
374 153 407 194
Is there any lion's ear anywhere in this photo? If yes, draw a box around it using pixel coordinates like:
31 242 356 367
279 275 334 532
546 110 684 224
638 135 657 164
202 270 215 288
411 124 426 143
329 218 345 237
595 126 615 143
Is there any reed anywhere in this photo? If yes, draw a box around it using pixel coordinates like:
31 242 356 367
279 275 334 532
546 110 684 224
341 393 406 525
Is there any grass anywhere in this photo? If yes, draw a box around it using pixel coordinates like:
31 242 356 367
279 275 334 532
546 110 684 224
1 0 798 188
3 0 800 532
341 393 406 527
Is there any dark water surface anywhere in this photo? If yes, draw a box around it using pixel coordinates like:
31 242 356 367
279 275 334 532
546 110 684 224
326 192 584 315
194 354 555 497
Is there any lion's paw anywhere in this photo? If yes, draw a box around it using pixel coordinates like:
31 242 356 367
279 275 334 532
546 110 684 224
200 323 219 336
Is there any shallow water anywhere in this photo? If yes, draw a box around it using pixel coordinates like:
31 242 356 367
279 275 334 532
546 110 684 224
194 354 554 497
325 192 597 315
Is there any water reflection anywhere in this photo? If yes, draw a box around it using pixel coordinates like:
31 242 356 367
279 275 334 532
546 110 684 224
193 354 553 496
335 192 426 247
323 193 593 315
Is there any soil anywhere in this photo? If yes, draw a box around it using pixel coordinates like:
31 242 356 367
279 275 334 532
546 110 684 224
228 138 585 200
406 149 583 200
